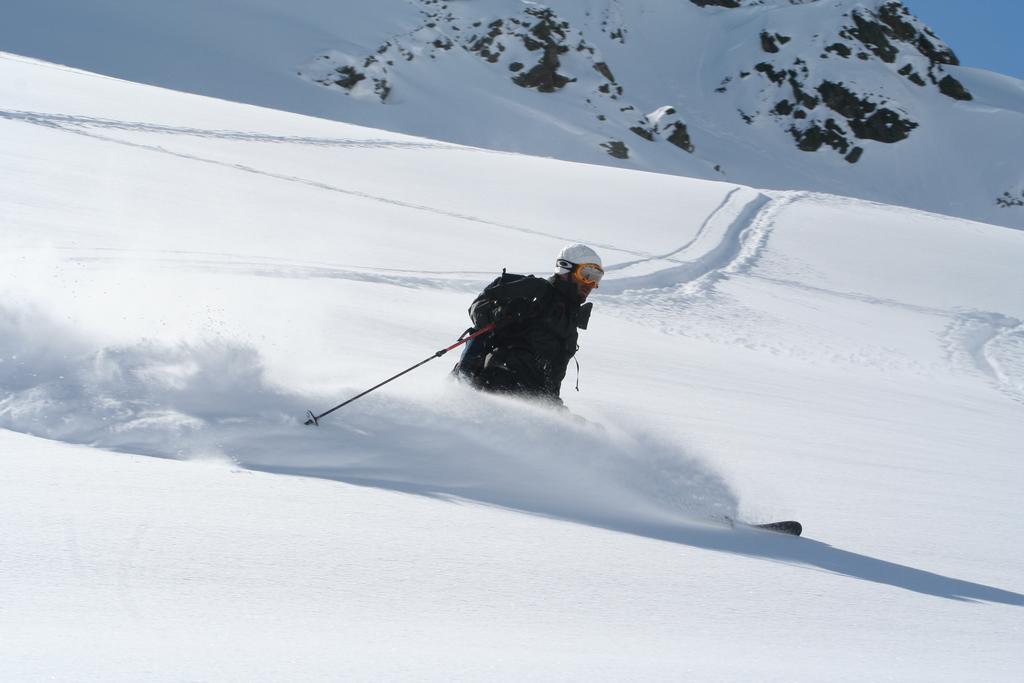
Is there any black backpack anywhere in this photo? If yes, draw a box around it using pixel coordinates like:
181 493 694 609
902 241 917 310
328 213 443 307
451 270 534 382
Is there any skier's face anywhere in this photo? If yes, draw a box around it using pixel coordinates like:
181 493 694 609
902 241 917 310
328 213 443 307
568 262 602 301
575 280 595 301
559 273 594 301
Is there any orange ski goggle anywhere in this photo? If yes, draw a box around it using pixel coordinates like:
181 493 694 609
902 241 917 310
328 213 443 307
571 262 604 288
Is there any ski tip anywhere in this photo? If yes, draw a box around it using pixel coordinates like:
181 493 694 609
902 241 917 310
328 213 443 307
723 517 802 536
304 410 319 427
754 520 802 536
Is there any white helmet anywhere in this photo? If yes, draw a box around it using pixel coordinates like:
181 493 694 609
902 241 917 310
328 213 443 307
556 243 602 274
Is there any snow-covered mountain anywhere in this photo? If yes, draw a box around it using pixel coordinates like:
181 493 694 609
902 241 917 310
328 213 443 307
4 0 1023 229
2 50 1023 679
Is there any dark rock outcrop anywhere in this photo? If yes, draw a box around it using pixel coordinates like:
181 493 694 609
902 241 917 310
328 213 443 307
848 10 899 63
815 81 918 144
877 2 958 66
513 45 573 92
665 122 694 152
773 99 794 116
788 72 819 110
817 81 876 120
630 125 654 141
509 9 576 92
938 74 972 101
593 62 615 82
755 62 786 85
790 119 850 154
996 191 1024 208
601 140 629 159
629 108 696 154
898 64 926 87
468 19 505 63
825 42 852 58
849 108 917 143
333 66 366 90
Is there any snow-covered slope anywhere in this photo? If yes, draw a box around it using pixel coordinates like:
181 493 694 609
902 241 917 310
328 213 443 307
2 53 1023 680
3 0 1023 230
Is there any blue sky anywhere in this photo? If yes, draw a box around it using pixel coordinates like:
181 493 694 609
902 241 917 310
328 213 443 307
904 1 1023 80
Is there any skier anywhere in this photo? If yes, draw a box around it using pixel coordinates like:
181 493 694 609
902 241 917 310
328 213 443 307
452 244 603 405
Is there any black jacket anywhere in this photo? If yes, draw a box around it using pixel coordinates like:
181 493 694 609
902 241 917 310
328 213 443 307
464 272 592 399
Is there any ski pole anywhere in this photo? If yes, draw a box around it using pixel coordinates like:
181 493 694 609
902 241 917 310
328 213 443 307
304 323 497 426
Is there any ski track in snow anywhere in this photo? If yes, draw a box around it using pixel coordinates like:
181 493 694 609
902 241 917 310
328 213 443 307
942 312 1024 404
606 187 746 271
598 190 799 306
0 109 472 151
742 266 1024 400
5 105 781 292
46 248 490 292
1 108 641 260
594 191 842 365
597 190 1024 400
731 194 1024 399
6 102 784 299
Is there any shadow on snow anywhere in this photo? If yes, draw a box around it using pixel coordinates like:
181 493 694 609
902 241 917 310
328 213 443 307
1 318 1020 607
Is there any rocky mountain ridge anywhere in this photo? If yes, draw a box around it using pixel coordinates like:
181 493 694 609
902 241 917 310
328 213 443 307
3 0 1021 228
291 0 1021 229
725 0 969 163
299 2 706 168
300 0 970 167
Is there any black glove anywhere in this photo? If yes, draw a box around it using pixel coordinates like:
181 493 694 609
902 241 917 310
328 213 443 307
493 297 532 325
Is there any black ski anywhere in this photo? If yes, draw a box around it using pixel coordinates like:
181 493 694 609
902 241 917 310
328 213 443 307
750 520 802 536
725 517 803 536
